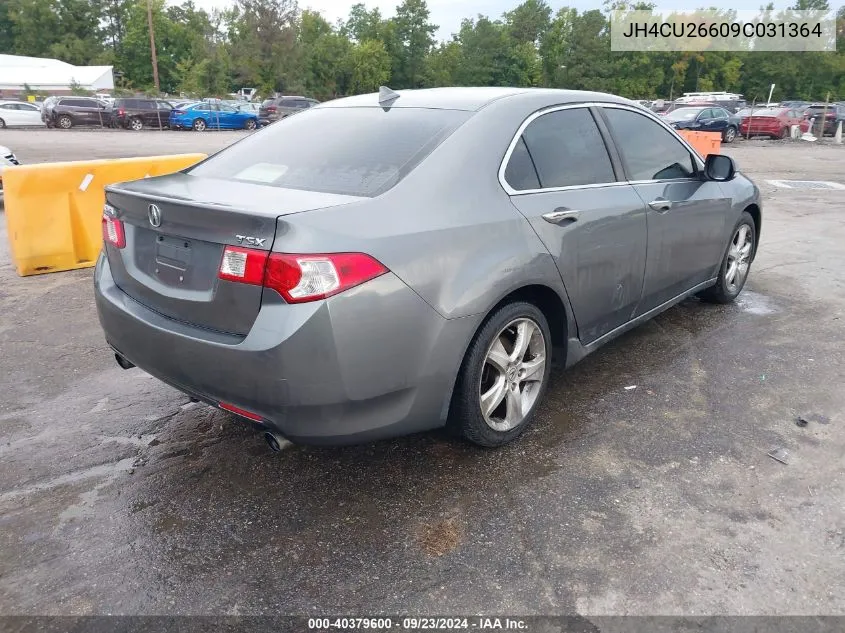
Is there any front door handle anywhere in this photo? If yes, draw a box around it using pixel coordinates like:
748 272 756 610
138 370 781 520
542 209 580 224
648 198 672 213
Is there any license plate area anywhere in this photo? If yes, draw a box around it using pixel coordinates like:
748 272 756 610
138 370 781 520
155 235 192 283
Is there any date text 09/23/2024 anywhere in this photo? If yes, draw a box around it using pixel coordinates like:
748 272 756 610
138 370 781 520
308 617 528 630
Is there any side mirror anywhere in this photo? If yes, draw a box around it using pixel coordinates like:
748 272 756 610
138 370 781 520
704 154 736 181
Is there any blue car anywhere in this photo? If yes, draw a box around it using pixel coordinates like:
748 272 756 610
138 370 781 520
170 102 259 131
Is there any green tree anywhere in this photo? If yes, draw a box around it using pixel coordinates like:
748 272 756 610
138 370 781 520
391 0 436 88
348 39 391 93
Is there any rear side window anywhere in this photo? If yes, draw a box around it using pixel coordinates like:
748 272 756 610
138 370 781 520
603 108 696 181
188 107 471 197
520 108 616 189
504 137 540 191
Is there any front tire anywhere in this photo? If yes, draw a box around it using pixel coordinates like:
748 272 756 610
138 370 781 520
0 118 6 129
699 211 756 304
723 126 737 143
192 118 207 132
449 302 552 447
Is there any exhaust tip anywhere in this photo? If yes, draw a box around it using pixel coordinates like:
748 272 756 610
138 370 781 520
264 431 283 453
115 353 135 370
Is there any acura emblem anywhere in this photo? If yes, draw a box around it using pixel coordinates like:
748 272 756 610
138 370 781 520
148 204 162 228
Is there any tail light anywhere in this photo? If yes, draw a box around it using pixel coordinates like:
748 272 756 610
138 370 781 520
118 108 125 116
267 105 277 113
218 247 388 303
173 109 185 115
102 213 126 248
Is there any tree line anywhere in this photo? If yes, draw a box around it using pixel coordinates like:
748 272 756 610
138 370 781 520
1 0 844 103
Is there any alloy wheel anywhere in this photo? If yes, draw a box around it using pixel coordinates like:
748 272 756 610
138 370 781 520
194 119 206 131
59 116 72 129
724 127 736 142
479 318 547 432
725 224 753 293
130 118 143 131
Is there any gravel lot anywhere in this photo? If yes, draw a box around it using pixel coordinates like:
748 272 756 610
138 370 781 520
1 129 844 618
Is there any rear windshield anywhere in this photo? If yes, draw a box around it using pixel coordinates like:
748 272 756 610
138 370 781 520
188 107 472 197
749 109 781 117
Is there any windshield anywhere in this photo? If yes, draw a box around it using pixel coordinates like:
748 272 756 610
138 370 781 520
666 108 703 121
189 106 472 197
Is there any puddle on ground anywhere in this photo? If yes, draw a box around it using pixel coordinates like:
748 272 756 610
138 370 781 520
736 290 777 316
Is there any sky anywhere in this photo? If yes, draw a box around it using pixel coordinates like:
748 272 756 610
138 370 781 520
186 0 802 42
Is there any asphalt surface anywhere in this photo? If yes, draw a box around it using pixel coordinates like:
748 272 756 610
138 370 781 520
0 130 844 617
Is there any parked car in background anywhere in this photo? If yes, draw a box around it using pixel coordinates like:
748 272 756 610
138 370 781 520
42 96 111 129
0 145 20 202
781 100 810 110
169 102 259 131
739 107 804 139
664 106 741 142
799 104 845 136
96 87 761 449
238 102 261 116
0 101 45 128
258 95 319 125
111 98 173 130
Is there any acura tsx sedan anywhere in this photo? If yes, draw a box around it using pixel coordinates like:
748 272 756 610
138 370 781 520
95 87 761 448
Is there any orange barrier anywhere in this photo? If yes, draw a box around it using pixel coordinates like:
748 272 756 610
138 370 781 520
677 130 721 157
3 154 205 276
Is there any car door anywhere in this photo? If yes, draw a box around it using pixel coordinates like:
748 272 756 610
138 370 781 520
599 105 731 313
17 102 43 126
0 104 19 126
218 105 238 128
156 101 172 128
503 105 649 344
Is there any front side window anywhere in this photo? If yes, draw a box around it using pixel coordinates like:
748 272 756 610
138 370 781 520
516 108 616 189
603 107 696 181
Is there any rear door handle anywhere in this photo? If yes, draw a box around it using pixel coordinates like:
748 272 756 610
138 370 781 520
648 198 672 213
542 209 580 224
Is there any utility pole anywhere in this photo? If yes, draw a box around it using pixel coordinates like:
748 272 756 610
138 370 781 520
147 0 160 93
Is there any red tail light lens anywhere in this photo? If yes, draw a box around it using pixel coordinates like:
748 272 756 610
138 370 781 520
267 105 277 112
173 110 185 115
265 253 388 303
102 214 126 248
218 248 388 303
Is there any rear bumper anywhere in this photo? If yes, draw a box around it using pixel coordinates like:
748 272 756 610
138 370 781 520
94 252 477 445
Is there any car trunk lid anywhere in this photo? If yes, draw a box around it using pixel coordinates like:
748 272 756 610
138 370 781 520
104 173 363 335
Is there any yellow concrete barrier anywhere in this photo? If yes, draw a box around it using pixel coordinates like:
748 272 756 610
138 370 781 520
3 154 206 276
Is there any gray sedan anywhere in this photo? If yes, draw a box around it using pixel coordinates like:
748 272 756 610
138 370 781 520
95 87 761 448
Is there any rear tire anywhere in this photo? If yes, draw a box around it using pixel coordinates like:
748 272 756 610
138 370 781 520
244 118 257 130
449 302 552 447
58 115 72 129
779 126 789 139
192 118 207 132
699 211 756 304
723 126 737 143
129 117 143 131
0 118 6 129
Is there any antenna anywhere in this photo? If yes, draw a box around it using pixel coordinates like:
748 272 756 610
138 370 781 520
378 86 400 107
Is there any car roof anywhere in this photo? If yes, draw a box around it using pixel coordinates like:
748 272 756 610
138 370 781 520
320 87 633 112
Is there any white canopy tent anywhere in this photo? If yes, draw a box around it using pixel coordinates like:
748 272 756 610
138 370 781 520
0 54 114 93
